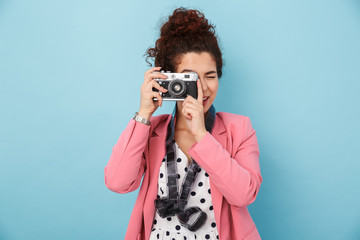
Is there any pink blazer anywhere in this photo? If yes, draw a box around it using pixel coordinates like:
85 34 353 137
104 112 262 240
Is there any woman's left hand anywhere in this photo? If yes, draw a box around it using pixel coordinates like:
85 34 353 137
182 80 207 142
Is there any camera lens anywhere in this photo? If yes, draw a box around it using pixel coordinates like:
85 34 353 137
173 84 181 91
168 79 186 97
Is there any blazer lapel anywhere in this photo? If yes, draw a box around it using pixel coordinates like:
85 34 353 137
208 115 227 235
143 115 172 239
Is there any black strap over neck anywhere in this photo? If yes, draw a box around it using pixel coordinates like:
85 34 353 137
166 103 216 144
154 104 216 232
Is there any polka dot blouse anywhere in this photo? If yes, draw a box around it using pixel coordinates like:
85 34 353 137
149 141 219 240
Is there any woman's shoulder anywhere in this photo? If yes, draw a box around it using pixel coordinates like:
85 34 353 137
215 112 255 135
150 113 171 125
148 114 172 135
216 112 251 124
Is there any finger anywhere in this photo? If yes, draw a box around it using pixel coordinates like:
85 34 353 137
148 72 168 80
144 73 167 85
183 104 202 117
182 98 196 111
184 95 196 104
197 80 203 103
182 104 201 120
145 66 162 76
184 95 203 112
152 91 163 106
144 67 163 83
148 79 168 93
182 107 192 119
153 99 159 109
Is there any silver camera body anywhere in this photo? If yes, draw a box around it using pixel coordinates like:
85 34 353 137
153 71 198 101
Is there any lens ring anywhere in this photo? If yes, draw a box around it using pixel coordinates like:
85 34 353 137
168 79 186 97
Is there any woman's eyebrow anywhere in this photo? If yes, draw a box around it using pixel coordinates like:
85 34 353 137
180 69 217 75
205 71 217 75
180 69 195 73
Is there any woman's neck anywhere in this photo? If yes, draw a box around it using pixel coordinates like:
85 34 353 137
174 102 208 132
174 104 189 131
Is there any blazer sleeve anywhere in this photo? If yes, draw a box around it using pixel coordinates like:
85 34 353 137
188 116 262 208
104 119 150 193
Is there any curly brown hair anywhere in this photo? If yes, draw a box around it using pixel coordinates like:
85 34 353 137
145 7 223 78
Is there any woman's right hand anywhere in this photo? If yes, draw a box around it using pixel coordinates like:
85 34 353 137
138 67 168 120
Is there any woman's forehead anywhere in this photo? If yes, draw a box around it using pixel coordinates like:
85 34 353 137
176 52 217 73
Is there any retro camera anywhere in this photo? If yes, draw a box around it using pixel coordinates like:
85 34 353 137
153 71 198 101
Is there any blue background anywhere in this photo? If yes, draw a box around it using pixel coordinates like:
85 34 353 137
1 0 359 239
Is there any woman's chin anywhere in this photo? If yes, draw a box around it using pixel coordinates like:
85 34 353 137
203 105 210 114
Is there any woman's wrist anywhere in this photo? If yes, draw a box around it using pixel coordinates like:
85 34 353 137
134 111 151 126
137 110 152 121
194 130 207 142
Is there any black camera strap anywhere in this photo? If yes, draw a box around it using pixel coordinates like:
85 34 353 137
154 104 216 232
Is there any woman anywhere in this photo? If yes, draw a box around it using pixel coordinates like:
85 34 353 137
104 8 262 240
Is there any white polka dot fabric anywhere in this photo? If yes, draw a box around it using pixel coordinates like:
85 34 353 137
150 141 219 240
